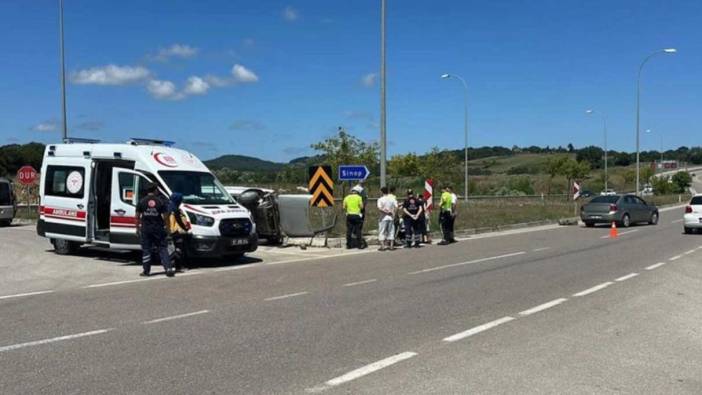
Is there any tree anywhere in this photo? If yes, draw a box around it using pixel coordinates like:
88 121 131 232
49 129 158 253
560 159 590 198
545 155 568 194
671 171 692 193
388 153 420 178
567 143 574 153
310 128 379 177
576 146 604 169
651 175 673 195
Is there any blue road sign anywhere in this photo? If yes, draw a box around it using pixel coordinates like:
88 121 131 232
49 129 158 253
339 165 370 181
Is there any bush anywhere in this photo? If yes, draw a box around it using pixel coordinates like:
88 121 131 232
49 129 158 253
671 171 692 193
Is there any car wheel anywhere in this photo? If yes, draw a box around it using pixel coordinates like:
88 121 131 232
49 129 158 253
585 221 594 228
53 238 79 255
620 214 631 228
649 212 659 225
684 227 692 235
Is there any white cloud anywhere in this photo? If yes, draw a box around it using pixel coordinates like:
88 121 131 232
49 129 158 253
361 73 377 87
147 79 183 100
71 65 150 85
283 6 299 21
231 64 259 83
183 76 210 95
32 120 57 132
204 75 232 87
150 44 198 61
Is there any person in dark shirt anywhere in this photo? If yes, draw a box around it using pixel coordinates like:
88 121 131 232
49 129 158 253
136 183 175 277
402 189 423 248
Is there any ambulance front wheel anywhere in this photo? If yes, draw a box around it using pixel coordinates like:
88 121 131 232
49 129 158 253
52 238 79 255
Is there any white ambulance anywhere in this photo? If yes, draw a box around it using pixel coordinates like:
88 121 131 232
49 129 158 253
37 138 258 258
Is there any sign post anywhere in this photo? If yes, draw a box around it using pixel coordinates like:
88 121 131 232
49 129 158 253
17 166 38 220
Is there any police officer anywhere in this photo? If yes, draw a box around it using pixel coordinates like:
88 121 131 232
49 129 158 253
438 185 456 245
402 189 423 248
136 183 175 277
343 189 365 249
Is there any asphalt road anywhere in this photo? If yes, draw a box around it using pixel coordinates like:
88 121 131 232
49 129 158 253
1 205 701 394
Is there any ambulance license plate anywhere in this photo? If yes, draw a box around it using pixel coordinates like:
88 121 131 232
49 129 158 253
231 239 248 246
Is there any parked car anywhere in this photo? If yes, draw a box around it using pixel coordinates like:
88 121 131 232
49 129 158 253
600 189 617 196
581 194 659 228
0 177 16 226
580 190 594 198
683 194 702 234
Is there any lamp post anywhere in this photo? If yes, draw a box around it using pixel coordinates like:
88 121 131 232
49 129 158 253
586 109 608 191
379 0 387 188
635 48 676 195
441 73 468 201
59 0 68 141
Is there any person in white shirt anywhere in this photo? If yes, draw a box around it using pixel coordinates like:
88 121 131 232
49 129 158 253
376 186 398 251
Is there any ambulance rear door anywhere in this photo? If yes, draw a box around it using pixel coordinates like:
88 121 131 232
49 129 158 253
41 159 93 242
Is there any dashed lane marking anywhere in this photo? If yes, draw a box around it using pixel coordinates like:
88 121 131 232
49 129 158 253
343 279 378 287
264 291 309 301
600 229 639 239
532 247 551 252
669 255 682 261
573 282 614 297
518 298 568 316
671 219 683 223
143 310 210 325
443 317 515 342
408 251 527 275
0 290 54 300
684 249 696 255
310 351 418 391
646 262 667 270
0 329 113 353
615 273 639 282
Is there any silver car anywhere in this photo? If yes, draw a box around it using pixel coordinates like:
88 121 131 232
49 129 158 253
581 194 659 228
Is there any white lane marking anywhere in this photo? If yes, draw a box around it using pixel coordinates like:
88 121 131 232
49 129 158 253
669 255 682 261
343 279 378 287
264 291 309 301
659 204 687 213
454 223 562 242
518 298 567 316
573 282 614 297
600 229 639 239
684 249 696 255
324 352 418 387
532 247 551 252
0 290 54 300
143 310 210 325
615 273 639 282
84 277 159 288
0 329 113 353
646 262 667 270
408 251 526 275
443 316 515 342
214 250 373 272
671 219 683 223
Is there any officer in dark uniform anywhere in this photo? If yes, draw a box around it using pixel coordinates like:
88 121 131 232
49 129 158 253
136 183 175 277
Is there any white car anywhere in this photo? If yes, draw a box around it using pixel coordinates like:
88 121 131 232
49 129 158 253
683 195 702 234
600 189 617 196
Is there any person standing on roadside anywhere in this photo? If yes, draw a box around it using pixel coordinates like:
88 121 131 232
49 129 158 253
343 189 365 249
167 192 192 272
402 189 423 248
136 183 175 277
351 182 368 248
376 186 397 251
438 185 456 245
449 186 458 243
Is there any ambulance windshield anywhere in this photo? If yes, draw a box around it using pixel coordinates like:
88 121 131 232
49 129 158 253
159 171 234 205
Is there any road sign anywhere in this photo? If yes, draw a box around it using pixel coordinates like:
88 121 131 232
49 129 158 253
423 179 434 211
17 166 38 185
573 181 581 201
339 165 370 181
308 165 334 207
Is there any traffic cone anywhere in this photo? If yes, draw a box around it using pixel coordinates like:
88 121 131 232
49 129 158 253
609 221 618 238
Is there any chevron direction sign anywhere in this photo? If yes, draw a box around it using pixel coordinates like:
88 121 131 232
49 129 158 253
308 165 334 207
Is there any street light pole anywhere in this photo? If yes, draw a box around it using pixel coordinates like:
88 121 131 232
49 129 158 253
59 0 68 141
635 48 676 195
441 73 469 202
586 109 608 191
379 0 387 188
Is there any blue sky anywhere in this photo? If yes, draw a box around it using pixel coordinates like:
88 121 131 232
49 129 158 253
1 0 700 162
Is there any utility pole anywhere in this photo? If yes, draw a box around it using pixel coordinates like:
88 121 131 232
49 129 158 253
379 0 387 188
59 0 68 141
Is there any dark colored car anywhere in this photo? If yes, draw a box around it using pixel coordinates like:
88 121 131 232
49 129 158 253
580 194 659 228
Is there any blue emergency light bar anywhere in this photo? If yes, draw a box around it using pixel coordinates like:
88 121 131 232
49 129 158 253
128 138 176 147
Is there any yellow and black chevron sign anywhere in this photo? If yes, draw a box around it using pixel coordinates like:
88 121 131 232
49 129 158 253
308 165 334 207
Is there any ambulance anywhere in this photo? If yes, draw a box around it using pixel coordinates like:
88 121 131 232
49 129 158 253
37 138 258 257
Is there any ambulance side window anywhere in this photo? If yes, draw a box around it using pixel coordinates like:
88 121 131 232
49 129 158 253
45 166 85 198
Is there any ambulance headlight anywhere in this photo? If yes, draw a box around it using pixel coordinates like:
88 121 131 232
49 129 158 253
187 212 215 227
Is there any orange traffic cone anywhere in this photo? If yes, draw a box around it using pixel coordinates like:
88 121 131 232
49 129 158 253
609 221 618 238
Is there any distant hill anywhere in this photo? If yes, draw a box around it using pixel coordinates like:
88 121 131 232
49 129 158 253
204 154 284 172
